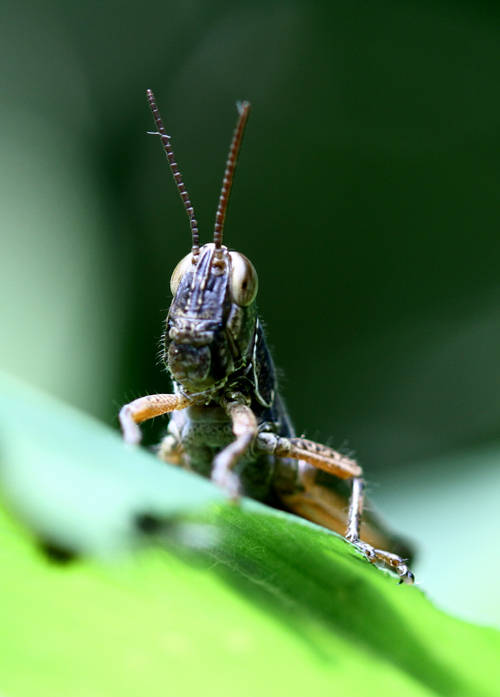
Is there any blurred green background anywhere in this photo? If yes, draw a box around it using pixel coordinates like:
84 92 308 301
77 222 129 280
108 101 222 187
2 0 500 625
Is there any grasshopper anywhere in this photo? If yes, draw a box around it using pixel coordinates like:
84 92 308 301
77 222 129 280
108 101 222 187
120 91 415 584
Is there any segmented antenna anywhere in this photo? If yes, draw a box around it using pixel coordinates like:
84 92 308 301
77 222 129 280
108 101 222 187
146 89 200 263
213 101 251 265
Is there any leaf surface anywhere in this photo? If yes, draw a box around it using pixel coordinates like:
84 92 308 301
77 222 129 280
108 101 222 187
0 371 498 697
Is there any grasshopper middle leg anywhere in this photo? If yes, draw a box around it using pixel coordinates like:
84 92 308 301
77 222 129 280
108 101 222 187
256 432 414 584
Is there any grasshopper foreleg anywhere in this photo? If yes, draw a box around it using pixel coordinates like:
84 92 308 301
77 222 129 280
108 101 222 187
158 418 186 466
256 433 414 584
119 393 191 445
211 392 258 500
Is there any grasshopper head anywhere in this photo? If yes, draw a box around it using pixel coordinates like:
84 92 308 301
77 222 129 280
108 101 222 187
165 243 258 392
146 92 253 394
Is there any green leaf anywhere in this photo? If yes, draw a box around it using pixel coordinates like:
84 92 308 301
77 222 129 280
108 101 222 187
0 370 499 697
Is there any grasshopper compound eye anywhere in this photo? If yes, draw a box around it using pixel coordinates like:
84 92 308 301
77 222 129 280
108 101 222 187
170 253 193 296
229 251 258 306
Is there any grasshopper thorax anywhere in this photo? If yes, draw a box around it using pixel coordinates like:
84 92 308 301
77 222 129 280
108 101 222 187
165 243 258 393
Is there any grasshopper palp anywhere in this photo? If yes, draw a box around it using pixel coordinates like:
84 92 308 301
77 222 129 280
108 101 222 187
120 91 415 584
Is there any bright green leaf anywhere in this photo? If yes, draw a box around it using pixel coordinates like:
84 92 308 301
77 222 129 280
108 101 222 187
0 370 498 697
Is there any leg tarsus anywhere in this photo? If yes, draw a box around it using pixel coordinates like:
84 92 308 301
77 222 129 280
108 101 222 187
211 439 247 501
397 564 415 585
158 432 186 467
283 460 416 584
119 405 143 445
351 539 415 584
353 540 377 561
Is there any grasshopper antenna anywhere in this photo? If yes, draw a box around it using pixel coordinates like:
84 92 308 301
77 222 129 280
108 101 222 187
147 89 200 263
213 100 251 267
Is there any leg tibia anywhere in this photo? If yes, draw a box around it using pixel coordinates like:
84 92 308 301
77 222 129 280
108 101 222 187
279 461 415 584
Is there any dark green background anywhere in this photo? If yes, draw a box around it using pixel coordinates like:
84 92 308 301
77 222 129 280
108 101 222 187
2 0 500 623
